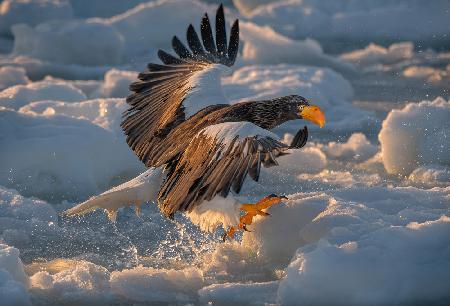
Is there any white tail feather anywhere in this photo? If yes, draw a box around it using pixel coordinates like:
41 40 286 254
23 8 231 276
63 168 165 220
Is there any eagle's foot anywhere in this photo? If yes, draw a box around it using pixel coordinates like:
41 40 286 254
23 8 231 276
222 194 287 242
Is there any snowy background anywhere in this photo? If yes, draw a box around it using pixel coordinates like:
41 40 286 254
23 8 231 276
0 0 449 305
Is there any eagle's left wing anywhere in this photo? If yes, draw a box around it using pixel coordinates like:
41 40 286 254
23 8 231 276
122 5 239 167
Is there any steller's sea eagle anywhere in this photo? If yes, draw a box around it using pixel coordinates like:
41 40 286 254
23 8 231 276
64 4 325 240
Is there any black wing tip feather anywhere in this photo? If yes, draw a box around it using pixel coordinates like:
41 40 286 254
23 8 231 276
227 19 239 64
156 4 239 67
215 3 227 56
187 24 205 55
172 35 192 59
200 13 217 55
157 49 186 65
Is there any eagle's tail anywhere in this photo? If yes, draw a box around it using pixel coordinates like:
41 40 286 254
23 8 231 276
63 168 165 221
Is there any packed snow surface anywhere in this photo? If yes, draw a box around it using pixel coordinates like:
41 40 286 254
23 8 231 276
340 42 414 67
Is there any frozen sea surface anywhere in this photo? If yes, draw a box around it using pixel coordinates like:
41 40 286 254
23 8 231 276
0 0 449 305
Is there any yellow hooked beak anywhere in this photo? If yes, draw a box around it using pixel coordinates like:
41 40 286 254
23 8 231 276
300 105 325 128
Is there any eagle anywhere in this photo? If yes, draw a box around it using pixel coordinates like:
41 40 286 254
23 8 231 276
65 4 325 241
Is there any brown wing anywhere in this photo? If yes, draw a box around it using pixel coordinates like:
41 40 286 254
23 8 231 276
157 122 291 218
121 4 239 167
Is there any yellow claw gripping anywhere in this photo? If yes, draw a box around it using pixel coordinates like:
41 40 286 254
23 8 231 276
222 194 288 241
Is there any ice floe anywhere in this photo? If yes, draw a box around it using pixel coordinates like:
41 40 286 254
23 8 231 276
379 97 449 176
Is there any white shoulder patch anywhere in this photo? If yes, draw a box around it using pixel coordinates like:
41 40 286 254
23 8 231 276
183 64 230 118
200 122 280 145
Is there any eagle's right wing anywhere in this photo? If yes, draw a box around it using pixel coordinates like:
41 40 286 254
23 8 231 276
157 122 309 218
122 5 239 167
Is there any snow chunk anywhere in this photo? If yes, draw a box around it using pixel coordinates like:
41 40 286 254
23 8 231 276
91 69 137 98
341 42 414 66
12 19 123 66
0 55 110 81
403 65 450 84
407 165 450 188
296 169 381 189
0 0 73 37
0 244 28 286
240 22 355 75
379 97 450 176
278 215 450 305
0 109 142 202
323 133 378 162
0 66 29 91
110 266 203 303
19 98 126 133
0 81 86 110
29 260 111 304
40 77 103 98
41 69 137 99
241 193 330 264
0 244 31 306
30 260 109 291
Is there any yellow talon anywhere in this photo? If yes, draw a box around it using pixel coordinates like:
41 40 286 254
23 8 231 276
222 194 287 241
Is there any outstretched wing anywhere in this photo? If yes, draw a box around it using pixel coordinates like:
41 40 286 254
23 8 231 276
121 5 239 166
158 122 296 218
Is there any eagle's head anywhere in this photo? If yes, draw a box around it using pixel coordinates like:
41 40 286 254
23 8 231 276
288 95 326 128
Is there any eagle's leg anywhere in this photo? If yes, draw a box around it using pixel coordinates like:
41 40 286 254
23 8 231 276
222 194 287 241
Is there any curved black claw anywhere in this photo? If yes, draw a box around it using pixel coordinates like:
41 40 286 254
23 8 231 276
242 224 251 232
268 194 288 200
